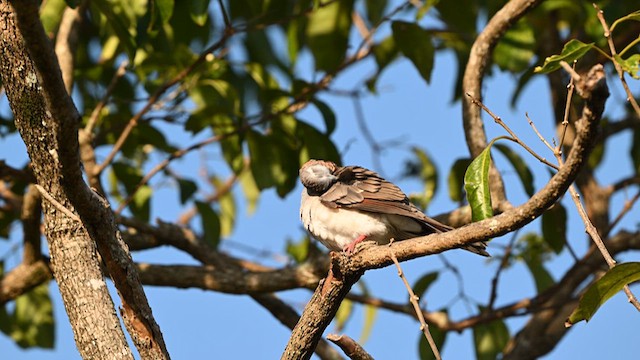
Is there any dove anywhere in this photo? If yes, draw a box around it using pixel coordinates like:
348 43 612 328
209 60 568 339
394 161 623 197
299 159 489 256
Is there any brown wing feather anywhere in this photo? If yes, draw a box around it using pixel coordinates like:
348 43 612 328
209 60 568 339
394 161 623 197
319 165 450 233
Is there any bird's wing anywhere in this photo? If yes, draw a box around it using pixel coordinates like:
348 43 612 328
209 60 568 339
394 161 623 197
319 165 451 233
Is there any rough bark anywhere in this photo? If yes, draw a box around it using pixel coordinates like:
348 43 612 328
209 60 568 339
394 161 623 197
0 3 133 358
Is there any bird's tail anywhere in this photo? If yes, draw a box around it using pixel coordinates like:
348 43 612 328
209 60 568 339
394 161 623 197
462 241 490 257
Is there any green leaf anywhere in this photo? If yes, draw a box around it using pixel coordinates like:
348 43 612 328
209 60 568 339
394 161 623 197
541 203 567 254
614 54 640 79
247 130 298 197
212 177 236 237
195 201 221 248
286 236 310 263
130 185 152 222
367 35 399 92
356 281 377 344
525 256 555 293
310 98 336 135
412 272 439 300
566 262 640 327
534 39 594 74
41 0 68 35
247 130 276 190
418 324 447 360
365 0 387 25
464 142 495 222
473 317 509 360
190 0 210 26
93 0 137 61
391 21 435 84
448 158 472 202
335 298 354 333
494 143 535 197
10 283 55 349
177 179 198 204
416 0 439 20
610 10 640 33
239 168 260 215
306 0 355 72
493 19 535 72
154 0 174 24
408 147 438 211
297 121 341 167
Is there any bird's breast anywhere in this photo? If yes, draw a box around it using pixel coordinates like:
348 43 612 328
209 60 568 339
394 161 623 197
300 191 395 251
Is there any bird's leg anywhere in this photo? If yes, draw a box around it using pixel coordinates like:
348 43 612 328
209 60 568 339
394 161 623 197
343 234 368 255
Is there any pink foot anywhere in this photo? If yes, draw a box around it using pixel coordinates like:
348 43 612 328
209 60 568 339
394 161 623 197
343 234 368 255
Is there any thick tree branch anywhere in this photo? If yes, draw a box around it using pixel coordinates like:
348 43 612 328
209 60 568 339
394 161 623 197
5 1 170 358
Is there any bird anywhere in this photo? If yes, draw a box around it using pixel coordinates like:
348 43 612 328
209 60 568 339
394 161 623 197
299 159 489 256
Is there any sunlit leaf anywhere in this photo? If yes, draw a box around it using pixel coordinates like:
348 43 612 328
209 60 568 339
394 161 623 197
614 54 640 79
286 236 310 263
10 283 55 349
494 143 535 197
448 158 472 202
239 168 260 215
190 0 210 26
93 0 137 61
335 299 354 333
154 0 174 24
408 147 438 211
541 203 567 253
306 0 355 72
473 316 509 360
357 282 376 344
41 0 67 35
494 19 535 72
610 10 640 32
212 177 236 237
566 262 640 327
195 201 221 248
130 185 152 222
464 142 495 222
534 39 594 74
391 21 435 84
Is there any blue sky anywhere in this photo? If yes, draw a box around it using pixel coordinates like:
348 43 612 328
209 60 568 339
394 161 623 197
2 7 640 360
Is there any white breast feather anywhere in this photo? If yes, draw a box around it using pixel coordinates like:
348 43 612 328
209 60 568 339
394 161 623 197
300 190 393 251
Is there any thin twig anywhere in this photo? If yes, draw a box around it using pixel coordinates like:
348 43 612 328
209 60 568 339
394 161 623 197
389 240 441 360
115 134 224 214
93 35 231 176
85 60 128 135
557 61 576 154
557 62 640 311
34 185 80 222
487 231 518 310
466 93 560 171
526 113 554 152
593 4 640 118
606 189 640 238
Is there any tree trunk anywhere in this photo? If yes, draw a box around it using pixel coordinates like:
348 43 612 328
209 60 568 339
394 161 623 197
0 2 133 359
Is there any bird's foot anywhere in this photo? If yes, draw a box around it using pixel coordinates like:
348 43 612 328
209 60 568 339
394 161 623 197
343 234 368 255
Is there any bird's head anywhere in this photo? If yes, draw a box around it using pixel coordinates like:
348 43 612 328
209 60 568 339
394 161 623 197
300 159 338 194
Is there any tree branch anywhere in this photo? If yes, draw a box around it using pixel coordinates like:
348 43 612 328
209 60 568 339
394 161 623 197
461 0 544 210
283 62 606 359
